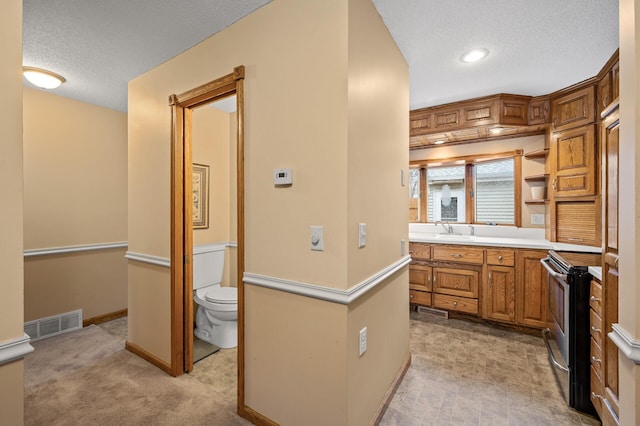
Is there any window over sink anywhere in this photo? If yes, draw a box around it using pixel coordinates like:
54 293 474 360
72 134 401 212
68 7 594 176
409 151 521 226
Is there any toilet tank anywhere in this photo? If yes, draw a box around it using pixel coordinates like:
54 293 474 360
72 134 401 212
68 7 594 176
193 243 226 290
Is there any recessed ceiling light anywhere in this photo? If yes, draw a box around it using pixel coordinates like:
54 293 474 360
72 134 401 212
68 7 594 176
490 126 504 134
23 67 66 89
434 140 445 145
460 48 489 63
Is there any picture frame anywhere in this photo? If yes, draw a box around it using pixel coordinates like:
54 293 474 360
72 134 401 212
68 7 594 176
192 163 210 229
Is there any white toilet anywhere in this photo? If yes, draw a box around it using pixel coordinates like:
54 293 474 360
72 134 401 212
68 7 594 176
193 243 238 348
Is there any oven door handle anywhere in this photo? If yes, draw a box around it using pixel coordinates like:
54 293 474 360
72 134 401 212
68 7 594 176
540 257 568 281
542 328 569 373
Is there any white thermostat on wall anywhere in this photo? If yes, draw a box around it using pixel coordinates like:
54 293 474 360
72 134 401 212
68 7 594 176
274 168 293 186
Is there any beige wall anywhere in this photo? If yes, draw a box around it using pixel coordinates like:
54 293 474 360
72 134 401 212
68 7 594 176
192 105 237 287
24 248 127 321
410 134 546 228
22 88 128 322
128 0 408 423
0 0 24 423
618 0 640 423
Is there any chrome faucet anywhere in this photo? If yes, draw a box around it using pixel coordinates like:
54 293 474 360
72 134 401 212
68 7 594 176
468 225 475 236
435 221 453 234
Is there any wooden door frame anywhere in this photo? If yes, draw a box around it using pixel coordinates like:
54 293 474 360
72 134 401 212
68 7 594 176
169 66 246 406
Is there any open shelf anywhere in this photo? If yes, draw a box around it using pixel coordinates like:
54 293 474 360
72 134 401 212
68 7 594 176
524 173 549 182
524 148 549 159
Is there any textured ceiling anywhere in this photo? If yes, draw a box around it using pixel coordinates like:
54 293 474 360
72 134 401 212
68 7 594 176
23 1 619 112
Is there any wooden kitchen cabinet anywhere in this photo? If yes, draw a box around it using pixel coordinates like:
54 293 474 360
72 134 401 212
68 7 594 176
597 102 620 425
550 124 597 198
483 265 516 323
551 86 595 132
515 250 547 329
409 263 432 307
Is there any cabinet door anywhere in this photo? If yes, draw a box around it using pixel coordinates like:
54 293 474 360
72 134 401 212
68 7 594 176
551 86 595 131
483 265 515 323
516 250 547 329
409 263 432 292
603 112 619 253
551 125 596 197
432 267 479 298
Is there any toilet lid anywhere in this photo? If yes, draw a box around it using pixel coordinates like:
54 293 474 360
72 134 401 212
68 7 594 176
205 286 237 304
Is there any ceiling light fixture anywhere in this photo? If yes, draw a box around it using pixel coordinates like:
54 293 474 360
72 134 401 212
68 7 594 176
460 48 489 63
23 67 66 89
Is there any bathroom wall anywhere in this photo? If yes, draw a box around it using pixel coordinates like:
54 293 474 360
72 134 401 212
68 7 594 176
128 0 408 423
192 105 236 287
410 134 546 228
0 0 25 422
22 88 128 322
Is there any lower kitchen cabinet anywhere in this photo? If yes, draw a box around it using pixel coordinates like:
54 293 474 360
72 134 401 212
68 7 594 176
409 243 548 330
483 265 516 323
515 250 548 328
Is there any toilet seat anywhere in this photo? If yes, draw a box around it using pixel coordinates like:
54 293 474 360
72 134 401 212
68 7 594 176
205 286 237 304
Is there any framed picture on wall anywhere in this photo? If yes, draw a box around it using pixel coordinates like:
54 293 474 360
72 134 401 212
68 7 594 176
192 163 210 229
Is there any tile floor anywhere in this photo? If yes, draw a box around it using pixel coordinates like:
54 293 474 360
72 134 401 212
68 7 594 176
98 313 601 425
380 311 601 426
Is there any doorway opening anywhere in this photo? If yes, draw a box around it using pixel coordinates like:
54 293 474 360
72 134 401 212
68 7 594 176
169 66 246 412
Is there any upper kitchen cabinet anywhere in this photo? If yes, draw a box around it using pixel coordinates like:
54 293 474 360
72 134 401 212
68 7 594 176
409 94 545 149
550 86 595 132
597 49 619 115
550 124 597 197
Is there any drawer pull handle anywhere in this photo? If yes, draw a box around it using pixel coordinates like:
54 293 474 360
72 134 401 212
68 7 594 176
591 392 603 400
498 255 503 261
450 253 463 258
591 326 601 334
552 178 557 190
591 356 602 364
567 237 584 242
590 296 600 302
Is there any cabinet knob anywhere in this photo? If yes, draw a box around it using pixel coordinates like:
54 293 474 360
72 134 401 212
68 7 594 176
591 326 602 334
591 356 602 364
452 301 458 306
590 296 600 302
410 294 414 299
498 255 503 261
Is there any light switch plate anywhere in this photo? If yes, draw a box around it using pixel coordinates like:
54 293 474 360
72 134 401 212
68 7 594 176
531 213 545 225
359 327 367 356
358 223 366 248
311 225 324 251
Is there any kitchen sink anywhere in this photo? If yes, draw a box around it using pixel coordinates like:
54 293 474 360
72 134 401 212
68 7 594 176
435 234 477 241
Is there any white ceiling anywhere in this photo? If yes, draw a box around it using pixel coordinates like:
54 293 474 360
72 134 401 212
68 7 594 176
23 1 619 112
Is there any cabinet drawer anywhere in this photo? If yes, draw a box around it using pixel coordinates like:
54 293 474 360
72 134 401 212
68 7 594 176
409 290 431 306
590 309 603 341
433 294 478 315
486 249 515 266
591 337 603 381
591 365 605 416
409 264 432 292
433 245 484 264
409 243 431 260
433 267 479 298
590 279 603 315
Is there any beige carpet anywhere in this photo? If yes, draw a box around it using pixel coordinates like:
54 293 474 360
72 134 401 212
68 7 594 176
24 325 249 426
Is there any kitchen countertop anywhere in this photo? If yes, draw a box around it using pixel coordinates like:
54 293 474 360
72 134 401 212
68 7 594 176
589 266 602 281
408 224 602 254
